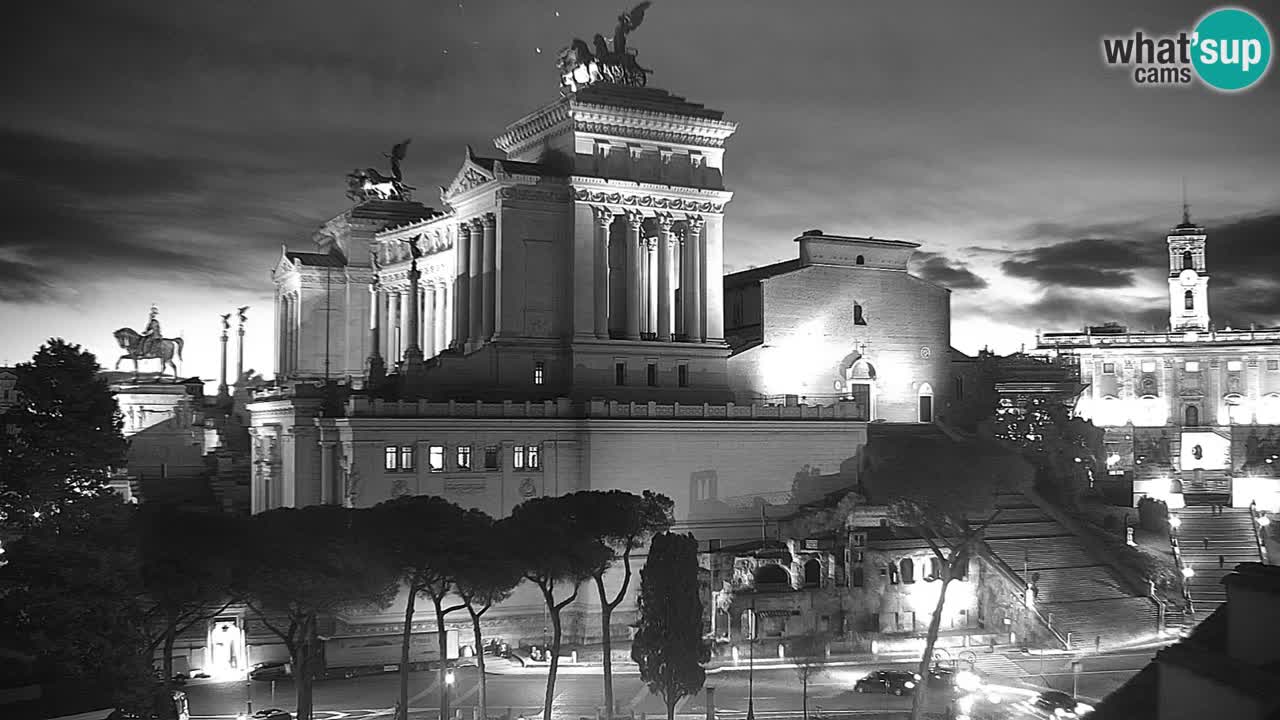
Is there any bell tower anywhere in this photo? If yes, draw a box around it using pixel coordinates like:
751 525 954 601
1167 197 1209 332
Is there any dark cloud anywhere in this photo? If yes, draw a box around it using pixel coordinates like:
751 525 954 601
1017 290 1168 334
1000 237 1161 288
911 252 987 290
0 259 63 304
1201 213 1280 328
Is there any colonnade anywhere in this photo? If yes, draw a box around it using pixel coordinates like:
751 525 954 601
369 279 455 363
592 208 716 342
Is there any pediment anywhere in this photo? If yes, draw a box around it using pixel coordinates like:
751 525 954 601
442 147 495 201
272 247 296 278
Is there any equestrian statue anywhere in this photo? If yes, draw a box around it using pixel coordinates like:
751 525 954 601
347 138 415 202
113 306 185 378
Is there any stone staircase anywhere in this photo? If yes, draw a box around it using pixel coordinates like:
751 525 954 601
1174 506 1261 615
979 493 1159 649
1180 469 1232 507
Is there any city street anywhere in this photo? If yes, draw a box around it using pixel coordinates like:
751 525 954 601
180 647 1161 719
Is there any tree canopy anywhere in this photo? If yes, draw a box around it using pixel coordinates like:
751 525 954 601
0 339 127 528
632 532 709 720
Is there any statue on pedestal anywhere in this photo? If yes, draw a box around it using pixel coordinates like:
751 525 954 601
558 3 654 92
113 306 185 378
346 138 415 202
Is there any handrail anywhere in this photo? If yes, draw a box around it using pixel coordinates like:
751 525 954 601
1249 501 1269 563
1167 514 1194 615
975 539 1070 649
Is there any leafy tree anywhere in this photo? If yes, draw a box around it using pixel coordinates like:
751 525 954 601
860 434 1031 720
0 495 153 711
237 506 398 720
455 514 523 720
372 495 477 720
138 505 242 690
569 490 674 720
990 399 1101 506
0 339 127 528
631 532 709 720
787 631 830 720
508 495 610 720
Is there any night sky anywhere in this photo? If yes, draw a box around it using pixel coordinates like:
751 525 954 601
2 1 1278 387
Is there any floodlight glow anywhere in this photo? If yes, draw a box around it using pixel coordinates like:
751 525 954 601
445 669 455 685
956 670 981 692
1182 566 1195 578
957 695 974 713
1169 515 1182 529
1258 515 1271 527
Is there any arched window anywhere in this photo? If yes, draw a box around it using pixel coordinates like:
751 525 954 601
1225 394 1247 425
803 559 821 586
1185 290 1194 310
754 564 789 586
918 383 935 423
856 255 865 265
900 558 916 584
1184 404 1200 427
851 567 865 587
853 304 867 325
1182 250 1194 270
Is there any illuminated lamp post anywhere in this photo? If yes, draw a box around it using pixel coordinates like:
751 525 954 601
444 668 456 720
747 597 757 720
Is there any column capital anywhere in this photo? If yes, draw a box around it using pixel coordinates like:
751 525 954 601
625 210 645 231
656 213 677 233
481 212 497 229
468 216 485 232
591 205 614 228
685 214 706 233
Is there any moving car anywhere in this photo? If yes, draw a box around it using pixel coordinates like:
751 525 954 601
248 661 290 681
1025 690 1095 718
853 669 920 696
251 710 293 720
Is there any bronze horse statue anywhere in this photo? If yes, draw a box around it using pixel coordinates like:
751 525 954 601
113 328 184 378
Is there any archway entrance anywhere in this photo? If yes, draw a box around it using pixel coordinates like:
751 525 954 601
918 382 934 423
206 617 246 679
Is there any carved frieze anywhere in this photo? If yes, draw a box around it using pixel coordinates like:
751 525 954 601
572 188 724 213
573 120 728 148
497 186 570 204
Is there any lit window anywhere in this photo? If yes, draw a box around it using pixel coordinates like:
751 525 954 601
1141 361 1156 373
1184 290 1194 310
428 446 445 472
678 364 689 388
384 445 398 471
456 445 472 470
399 446 415 471
527 444 541 469
484 446 499 470
533 361 545 385
647 363 657 387
514 445 526 469
1227 360 1243 372
1185 361 1200 372
1102 363 1115 374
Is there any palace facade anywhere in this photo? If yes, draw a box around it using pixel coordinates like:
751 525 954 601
1038 214 1280 509
239 73 963 674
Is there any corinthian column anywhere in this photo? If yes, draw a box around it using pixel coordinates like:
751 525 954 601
688 215 706 342
469 218 484 345
366 280 385 385
455 223 471 350
657 214 676 342
423 283 436 358
682 217 704 342
481 213 497 341
592 206 612 339
625 212 643 341
404 254 423 365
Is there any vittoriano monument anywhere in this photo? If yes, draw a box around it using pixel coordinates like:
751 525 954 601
346 138 415 202
557 2 654 92
113 305 185 378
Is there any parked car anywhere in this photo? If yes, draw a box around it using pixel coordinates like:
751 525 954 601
252 709 293 720
1025 690 1094 718
853 669 920 696
248 661 290 681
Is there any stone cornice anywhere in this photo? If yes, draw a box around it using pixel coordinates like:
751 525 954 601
571 176 732 214
494 101 573 154
570 100 737 148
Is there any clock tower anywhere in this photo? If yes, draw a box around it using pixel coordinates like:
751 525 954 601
1167 204 1209 332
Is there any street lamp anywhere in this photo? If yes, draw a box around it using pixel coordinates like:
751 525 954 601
747 598 756 720
444 668 456 720
1169 515 1182 530
1258 515 1271 528
1182 566 1195 579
